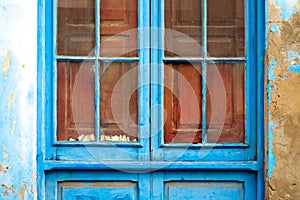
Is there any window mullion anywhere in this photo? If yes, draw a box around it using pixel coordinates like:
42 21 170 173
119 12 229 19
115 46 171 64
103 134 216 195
202 0 207 143
95 0 101 142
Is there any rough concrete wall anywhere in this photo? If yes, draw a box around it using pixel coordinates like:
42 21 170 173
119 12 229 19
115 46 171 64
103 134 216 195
0 1 37 199
267 0 300 199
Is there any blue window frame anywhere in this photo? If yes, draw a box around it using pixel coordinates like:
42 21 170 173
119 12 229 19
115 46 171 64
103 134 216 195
42 0 150 161
38 0 265 199
150 0 258 162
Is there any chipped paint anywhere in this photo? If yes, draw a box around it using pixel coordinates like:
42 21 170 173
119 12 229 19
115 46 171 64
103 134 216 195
0 164 10 173
288 64 300 74
16 182 26 200
275 0 299 20
268 122 277 178
8 93 14 111
18 152 24 160
287 50 300 62
2 145 8 159
270 24 280 33
11 119 17 135
2 51 11 74
1 184 15 196
268 58 277 81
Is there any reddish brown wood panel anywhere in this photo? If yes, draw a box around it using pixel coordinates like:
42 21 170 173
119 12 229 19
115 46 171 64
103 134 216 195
165 0 202 57
57 0 95 56
100 0 138 57
57 62 95 141
100 62 138 141
207 63 245 143
164 63 202 143
207 0 245 57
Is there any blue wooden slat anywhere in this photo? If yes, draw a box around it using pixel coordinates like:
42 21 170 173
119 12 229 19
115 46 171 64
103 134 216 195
56 56 140 62
257 0 266 199
52 0 58 147
56 56 96 61
159 142 249 148
151 171 164 200
163 57 204 62
43 160 259 171
206 57 247 62
54 170 140 181
163 171 255 181
202 0 208 143
162 148 247 161
100 57 140 62
150 0 160 161
56 146 139 161
94 61 100 142
37 0 47 199
137 0 151 161
45 172 58 200
53 141 143 147
245 0 257 161
138 173 151 200
95 0 100 142
158 0 165 148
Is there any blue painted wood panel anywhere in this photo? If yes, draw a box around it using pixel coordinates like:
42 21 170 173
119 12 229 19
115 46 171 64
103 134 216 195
59 182 138 200
152 171 256 200
166 182 243 200
45 171 150 200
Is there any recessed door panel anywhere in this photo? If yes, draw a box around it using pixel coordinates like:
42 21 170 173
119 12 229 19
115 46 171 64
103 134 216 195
166 182 244 200
59 182 138 200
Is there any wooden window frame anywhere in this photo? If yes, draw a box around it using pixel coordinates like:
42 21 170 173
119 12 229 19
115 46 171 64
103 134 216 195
37 0 265 199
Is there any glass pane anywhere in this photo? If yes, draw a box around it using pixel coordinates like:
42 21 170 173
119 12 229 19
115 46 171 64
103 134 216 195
57 61 95 142
207 63 245 143
164 63 202 143
57 0 96 56
165 0 202 57
100 62 138 142
207 0 245 57
100 0 138 57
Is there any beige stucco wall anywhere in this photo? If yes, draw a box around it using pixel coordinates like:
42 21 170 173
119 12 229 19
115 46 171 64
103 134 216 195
267 0 300 199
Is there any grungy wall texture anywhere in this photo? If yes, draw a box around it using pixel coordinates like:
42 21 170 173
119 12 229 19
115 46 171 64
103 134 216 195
267 0 300 199
0 1 37 199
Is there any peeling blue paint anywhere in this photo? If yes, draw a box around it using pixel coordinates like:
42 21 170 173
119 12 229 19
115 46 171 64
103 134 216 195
288 64 300 74
275 0 298 20
268 122 277 178
287 50 300 62
287 51 300 74
283 75 288 80
269 58 277 81
270 24 280 33
0 1 37 199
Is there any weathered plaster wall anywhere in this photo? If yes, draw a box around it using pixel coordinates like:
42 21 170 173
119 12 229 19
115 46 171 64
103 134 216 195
267 0 300 199
0 1 37 199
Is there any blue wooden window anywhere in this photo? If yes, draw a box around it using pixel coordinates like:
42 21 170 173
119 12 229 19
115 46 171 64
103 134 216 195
151 0 260 161
38 0 265 199
42 0 150 161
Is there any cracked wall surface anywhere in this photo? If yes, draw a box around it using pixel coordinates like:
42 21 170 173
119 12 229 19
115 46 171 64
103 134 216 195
0 1 37 199
267 0 300 199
